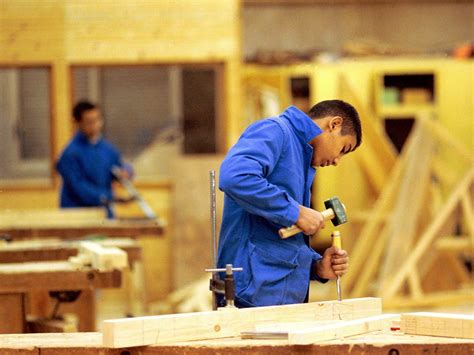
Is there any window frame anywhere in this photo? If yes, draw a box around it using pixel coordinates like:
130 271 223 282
0 63 55 190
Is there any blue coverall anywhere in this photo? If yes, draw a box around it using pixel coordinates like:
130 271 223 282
56 132 124 218
217 106 326 307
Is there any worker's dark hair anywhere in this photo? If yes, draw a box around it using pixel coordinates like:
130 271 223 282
73 100 98 122
308 100 362 149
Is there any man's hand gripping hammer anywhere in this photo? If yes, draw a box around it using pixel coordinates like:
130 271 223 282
279 197 347 239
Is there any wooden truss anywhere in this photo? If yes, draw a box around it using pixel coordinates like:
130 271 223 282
340 105 473 308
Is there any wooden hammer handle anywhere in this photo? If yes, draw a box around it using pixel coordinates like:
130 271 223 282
279 208 335 239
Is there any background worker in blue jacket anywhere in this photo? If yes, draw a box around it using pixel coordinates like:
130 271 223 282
57 100 133 218
218 100 362 307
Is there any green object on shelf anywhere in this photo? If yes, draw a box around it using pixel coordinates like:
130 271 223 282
381 87 399 105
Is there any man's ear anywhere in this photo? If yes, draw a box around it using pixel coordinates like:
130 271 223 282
329 116 343 131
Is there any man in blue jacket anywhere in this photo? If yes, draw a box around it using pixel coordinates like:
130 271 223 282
218 100 362 307
56 100 132 218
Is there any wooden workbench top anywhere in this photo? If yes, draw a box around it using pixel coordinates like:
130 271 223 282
0 208 165 239
0 261 121 293
0 219 165 239
0 330 472 354
0 238 142 266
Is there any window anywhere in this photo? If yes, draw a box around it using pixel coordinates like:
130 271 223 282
0 67 52 183
72 65 221 180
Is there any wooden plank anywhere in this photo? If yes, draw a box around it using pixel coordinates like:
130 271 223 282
0 262 122 293
103 297 382 348
0 238 142 267
0 208 106 225
0 218 164 239
436 236 471 252
401 312 474 339
380 119 434 281
287 314 399 344
70 242 128 272
243 314 399 344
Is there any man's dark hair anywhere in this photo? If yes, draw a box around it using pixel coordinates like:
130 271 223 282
73 100 97 122
308 100 362 149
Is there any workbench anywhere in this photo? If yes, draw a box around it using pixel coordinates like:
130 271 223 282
0 238 141 266
0 261 121 334
0 208 165 239
0 238 142 334
0 331 472 354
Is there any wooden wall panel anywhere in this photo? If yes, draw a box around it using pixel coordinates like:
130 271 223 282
0 1 65 62
65 0 240 62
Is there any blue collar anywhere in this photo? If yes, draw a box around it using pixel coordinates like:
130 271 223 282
75 131 103 145
280 106 322 143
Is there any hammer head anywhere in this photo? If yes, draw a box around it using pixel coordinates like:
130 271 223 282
324 197 347 226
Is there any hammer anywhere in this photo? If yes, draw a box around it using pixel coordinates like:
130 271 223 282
279 197 347 239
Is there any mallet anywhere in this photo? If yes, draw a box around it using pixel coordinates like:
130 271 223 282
279 196 347 239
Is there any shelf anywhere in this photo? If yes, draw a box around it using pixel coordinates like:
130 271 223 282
377 104 436 118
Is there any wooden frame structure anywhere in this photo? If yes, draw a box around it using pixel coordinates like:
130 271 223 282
342 109 473 308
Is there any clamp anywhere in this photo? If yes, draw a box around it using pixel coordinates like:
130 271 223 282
206 264 243 308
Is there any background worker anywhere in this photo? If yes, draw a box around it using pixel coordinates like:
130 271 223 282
56 100 133 218
217 100 362 307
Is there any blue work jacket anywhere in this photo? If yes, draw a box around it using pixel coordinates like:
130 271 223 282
56 132 123 218
218 106 325 307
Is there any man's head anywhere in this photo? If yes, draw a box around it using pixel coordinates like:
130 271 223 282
73 100 103 141
307 100 362 168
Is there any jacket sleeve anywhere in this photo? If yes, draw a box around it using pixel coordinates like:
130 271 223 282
57 152 113 206
310 252 328 283
219 119 300 227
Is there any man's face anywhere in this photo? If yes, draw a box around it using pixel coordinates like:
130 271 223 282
310 117 357 168
78 108 103 140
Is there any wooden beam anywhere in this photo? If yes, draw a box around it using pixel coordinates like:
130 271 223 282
379 119 434 282
0 261 122 293
436 236 471 252
401 312 474 339
0 238 142 267
103 297 382 348
381 168 473 299
288 314 398 344
69 242 128 272
243 314 398 344
0 218 164 239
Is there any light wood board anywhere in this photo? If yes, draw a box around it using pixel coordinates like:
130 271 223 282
103 297 382 348
401 312 474 339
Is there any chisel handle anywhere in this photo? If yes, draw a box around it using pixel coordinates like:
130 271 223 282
279 208 335 239
332 230 342 301
331 230 342 249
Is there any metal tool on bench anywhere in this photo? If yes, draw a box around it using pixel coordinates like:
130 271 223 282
279 196 347 239
206 264 243 308
331 230 343 302
111 166 157 220
206 170 242 310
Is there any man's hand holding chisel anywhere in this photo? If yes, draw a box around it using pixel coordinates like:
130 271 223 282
314 230 348 301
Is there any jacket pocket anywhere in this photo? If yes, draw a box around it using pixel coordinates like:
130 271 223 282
237 240 300 306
